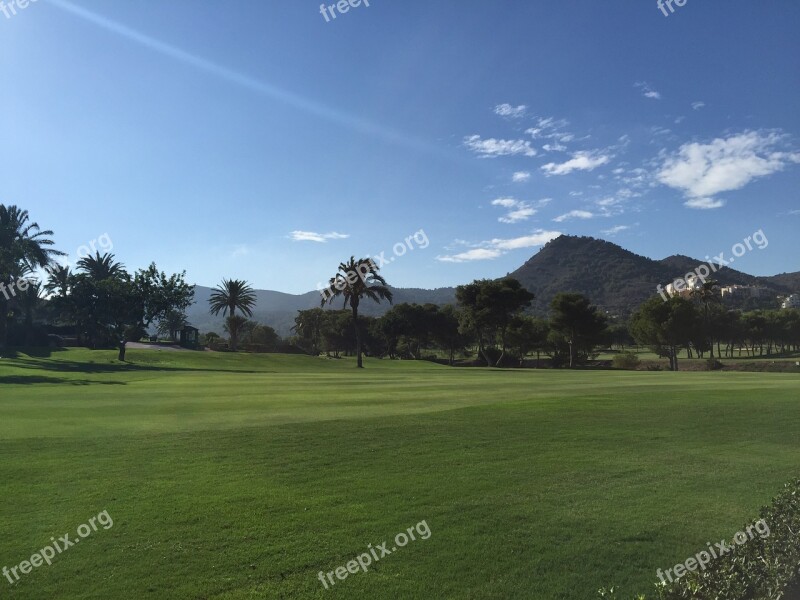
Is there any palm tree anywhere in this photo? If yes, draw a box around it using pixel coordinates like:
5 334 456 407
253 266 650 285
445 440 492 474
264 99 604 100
45 264 72 299
0 205 63 347
208 279 256 351
321 257 392 368
77 252 125 281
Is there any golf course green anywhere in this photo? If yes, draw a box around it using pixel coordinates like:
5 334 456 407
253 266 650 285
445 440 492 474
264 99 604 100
1 348 798 599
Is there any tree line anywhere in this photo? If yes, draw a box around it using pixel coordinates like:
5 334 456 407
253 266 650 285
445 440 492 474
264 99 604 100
3 205 798 368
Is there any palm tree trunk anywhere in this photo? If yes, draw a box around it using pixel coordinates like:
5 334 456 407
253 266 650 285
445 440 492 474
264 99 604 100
0 294 7 348
352 305 363 368
230 306 238 352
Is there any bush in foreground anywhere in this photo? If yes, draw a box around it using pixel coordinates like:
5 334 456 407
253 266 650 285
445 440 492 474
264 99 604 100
598 479 800 599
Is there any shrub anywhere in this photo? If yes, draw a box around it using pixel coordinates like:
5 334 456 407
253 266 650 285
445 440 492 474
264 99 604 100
706 358 724 371
598 479 800 599
613 352 641 370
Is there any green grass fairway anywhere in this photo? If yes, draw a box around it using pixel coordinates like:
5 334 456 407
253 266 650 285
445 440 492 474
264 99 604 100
1 349 798 599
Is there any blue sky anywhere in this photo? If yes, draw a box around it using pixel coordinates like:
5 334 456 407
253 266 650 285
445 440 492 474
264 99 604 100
1 0 798 293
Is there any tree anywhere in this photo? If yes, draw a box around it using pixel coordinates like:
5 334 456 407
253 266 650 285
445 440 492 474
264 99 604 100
691 280 721 357
223 315 249 351
44 264 72 299
456 278 534 367
76 252 125 281
630 296 697 371
506 315 550 367
134 263 195 333
292 308 327 355
208 279 256 351
549 293 608 368
157 309 189 341
431 304 472 366
321 257 393 368
0 205 63 347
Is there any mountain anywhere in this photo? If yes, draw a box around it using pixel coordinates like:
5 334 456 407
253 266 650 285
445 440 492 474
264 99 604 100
187 285 455 337
509 236 795 315
185 236 799 335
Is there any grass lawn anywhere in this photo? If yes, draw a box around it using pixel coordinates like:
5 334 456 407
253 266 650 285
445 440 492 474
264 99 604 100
0 349 798 599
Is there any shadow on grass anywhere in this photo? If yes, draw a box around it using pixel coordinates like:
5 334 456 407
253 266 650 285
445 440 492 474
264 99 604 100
2 357 264 376
0 375 127 385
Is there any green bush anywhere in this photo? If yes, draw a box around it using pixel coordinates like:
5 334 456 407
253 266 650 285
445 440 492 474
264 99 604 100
598 479 800 599
613 352 641 370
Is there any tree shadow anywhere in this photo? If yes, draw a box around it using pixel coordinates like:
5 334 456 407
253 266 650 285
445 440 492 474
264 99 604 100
2 357 262 376
0 375 127 385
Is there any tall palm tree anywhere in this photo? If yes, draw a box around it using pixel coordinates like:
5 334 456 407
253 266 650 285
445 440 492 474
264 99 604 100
0 205 63 347
322 257 392 368
77 252 125 281
208 279 256 351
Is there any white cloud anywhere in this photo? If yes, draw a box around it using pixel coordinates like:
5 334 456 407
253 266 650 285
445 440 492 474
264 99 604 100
290 231 350 243
635 81 662 100
692 101 706 110
656 130 800 208
436 248 503 263
542 151 611 176
553 210 595 222
436 229 561 262
684 197 726 210
491 198 537 223
464 135 537 157
231 245 250 258
512 171 531 183
494 103 527 118
601 225 630 236
491 198 518 208
789 209 800 215
490 230 562 250
542 142 568 152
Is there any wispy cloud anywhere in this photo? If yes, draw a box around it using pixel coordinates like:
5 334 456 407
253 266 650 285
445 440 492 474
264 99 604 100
290 231 350 243
512 171 531 183
635 81 662 100
692 101 706 110
789 209 800 215
491 198 536 223
553 210 595 222
437 229 561 262
494 103 527 118
684 198 726 210
526 117 575 149
464 135 537 157
542 151 611 176
601 225 631 236
656 130 800 209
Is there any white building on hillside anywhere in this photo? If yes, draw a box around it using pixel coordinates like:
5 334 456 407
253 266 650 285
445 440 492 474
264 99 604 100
782 294 800 309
